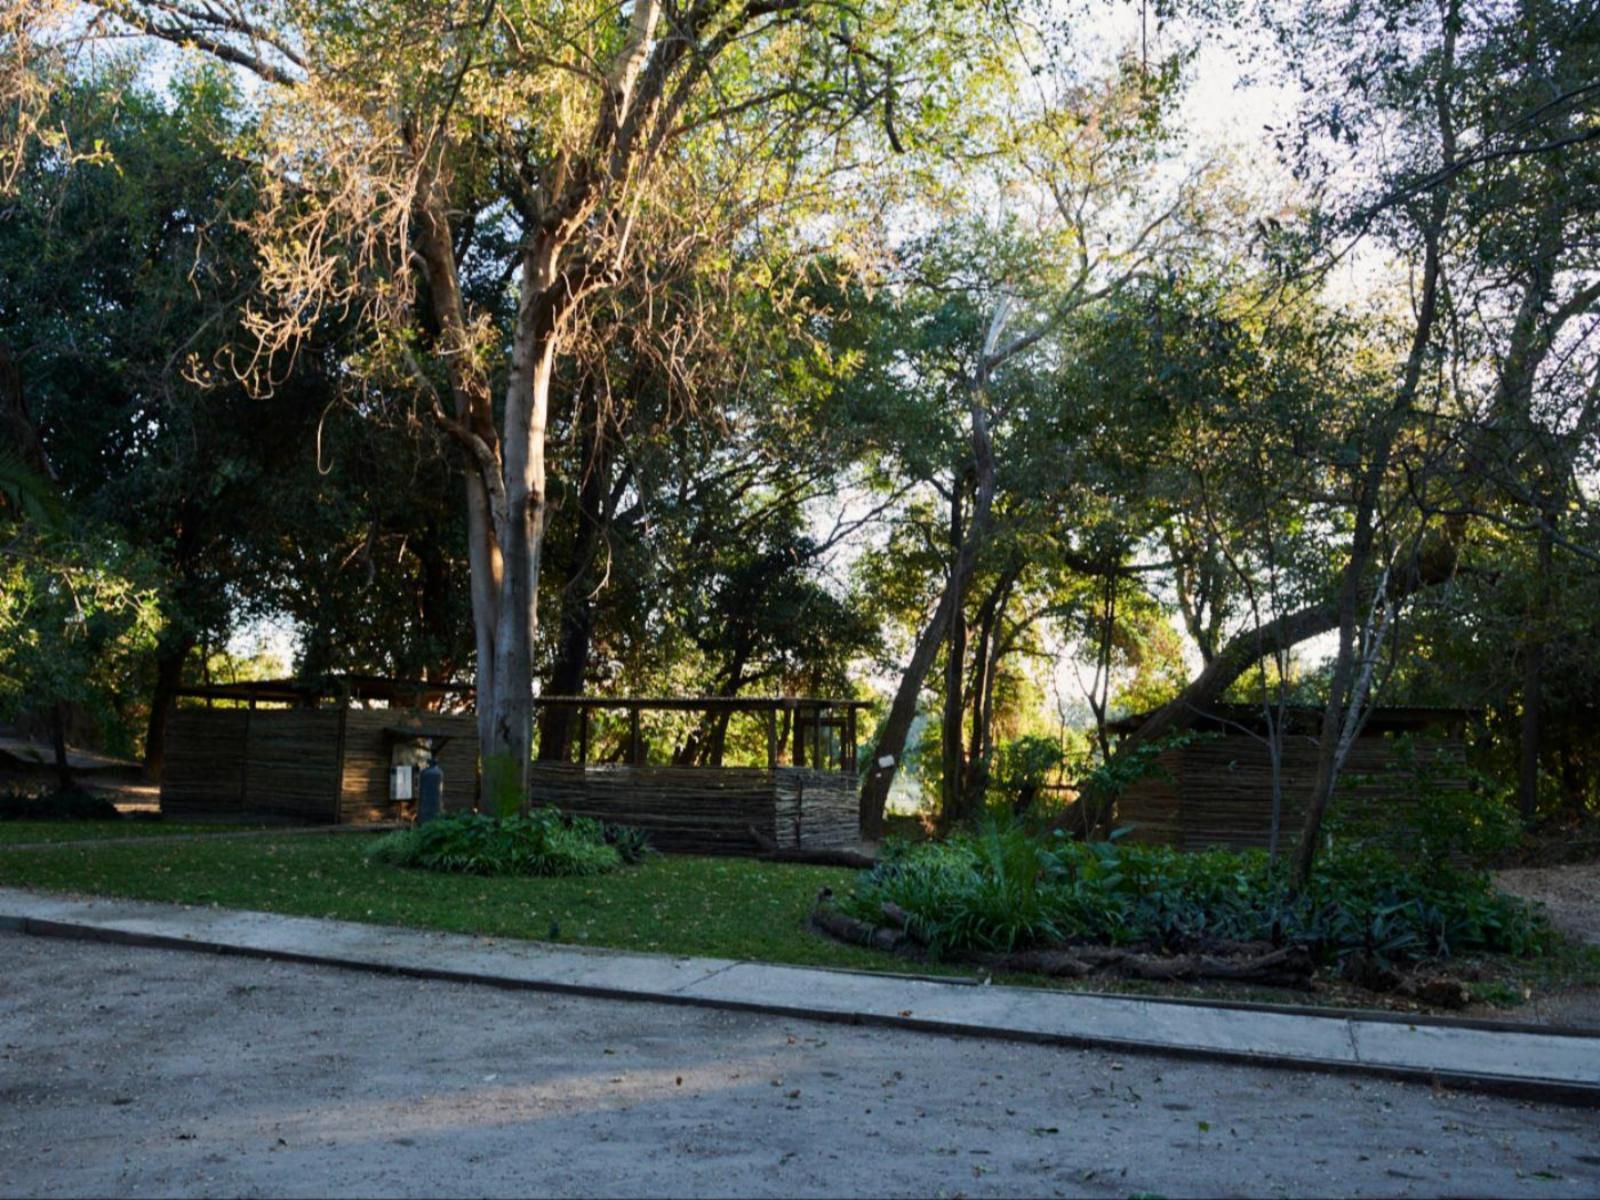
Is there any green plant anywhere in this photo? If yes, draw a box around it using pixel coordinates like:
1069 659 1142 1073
601 821 654 865
1328 736 1521 867
990 735 1067 817
365 810 635 878
0 786 121 821
843 821 1553 967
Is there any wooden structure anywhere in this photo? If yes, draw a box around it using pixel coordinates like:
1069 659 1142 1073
522 696 870 855
160 677 477 824
1110 705 1470 852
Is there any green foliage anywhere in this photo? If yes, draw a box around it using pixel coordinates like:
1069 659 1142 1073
1328 737 1522 867
0 518 163 744
1076 730 1212 801
0 787 121 821
599 821 655 866
990 734 1067 813
844 821 1552 966
364 810 638 878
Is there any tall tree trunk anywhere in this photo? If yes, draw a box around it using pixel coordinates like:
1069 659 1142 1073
860 349 999 837
142 633 195 782
862 453 995 836
483 273 551 816
539 378 606 761
411 178 502 795
940 486 967 828
1520 517 1553 823
960 562 1019 812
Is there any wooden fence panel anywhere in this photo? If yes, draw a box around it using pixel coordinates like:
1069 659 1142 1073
529 763 858 855
1118 734 1465 852
160 709 248 814
339 710 478 823
242 710 342 820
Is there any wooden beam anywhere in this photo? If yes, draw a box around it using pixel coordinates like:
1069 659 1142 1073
532 695 872 713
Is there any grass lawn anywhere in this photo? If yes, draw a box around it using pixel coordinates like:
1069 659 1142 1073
0 833 921 972
0 820 267 846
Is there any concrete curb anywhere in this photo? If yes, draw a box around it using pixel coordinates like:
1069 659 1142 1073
3 889 1598 1108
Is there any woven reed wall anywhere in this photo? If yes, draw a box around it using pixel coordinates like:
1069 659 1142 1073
340 710 478 823
241 710 343 819
527 763 857 855
1119 734 1463 852
160 710 248 814
162 706 479 823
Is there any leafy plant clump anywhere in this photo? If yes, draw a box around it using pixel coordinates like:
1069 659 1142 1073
843 822 1552 966
365 809 650 878
0 786 122 821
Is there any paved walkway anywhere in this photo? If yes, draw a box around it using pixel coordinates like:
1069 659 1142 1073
2 886 1597 1106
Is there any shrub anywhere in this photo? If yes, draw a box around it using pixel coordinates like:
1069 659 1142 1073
600 821 654 865
1328 736 1522 866
842 819 1551 965
989 735 1067 817
0 785 121 821
365 809 648 877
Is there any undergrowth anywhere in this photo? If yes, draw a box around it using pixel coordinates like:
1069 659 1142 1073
0 786 121 821
843 822 1553 966
365 809 651 878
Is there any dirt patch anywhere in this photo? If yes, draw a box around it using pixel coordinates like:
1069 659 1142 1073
1497 862 1600 947
1469 863 1600 1028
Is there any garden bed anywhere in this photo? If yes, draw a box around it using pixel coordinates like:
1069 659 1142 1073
0 831 1595 1023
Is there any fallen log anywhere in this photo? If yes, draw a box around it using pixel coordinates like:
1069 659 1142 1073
807 902 919 956
811 900 1316 989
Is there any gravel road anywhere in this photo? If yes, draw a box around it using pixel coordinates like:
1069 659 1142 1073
2 931 1596 1199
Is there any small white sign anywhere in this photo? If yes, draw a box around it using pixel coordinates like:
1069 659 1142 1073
877 755 895 769
391 765 413 801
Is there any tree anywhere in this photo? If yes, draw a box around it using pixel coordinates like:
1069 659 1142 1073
1 366 161 781
18 0 969 814
854 39 1205 836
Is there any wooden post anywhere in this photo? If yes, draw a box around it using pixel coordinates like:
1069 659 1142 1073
331 705 349 824
578 705 589 766
792 704 805 767
629 708 642 765
239 701 253 813
845 707 857 774
765 706 777 770
813 708 823 772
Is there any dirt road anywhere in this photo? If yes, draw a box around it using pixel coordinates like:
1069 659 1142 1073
1 932 1596 1198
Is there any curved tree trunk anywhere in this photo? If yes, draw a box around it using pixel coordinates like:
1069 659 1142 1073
1520 517 1553 823
862 398 997 838
539 378 606 762
939 486 967 828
